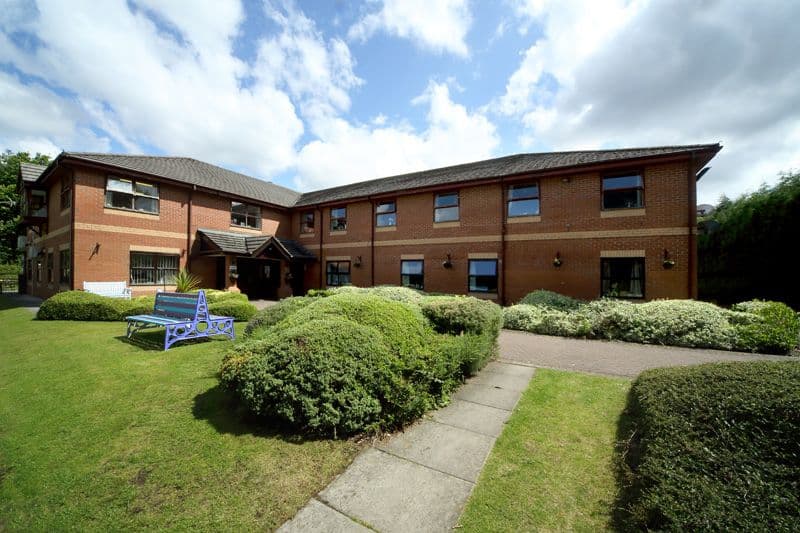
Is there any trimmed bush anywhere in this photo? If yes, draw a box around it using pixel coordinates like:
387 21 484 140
503 304 592 337
37 291 127 321
200 289 249 304
621 362 800 531
518 289 584 310
243 296 314 338
208 300 257 322
731 300 800 354
421 296 503 338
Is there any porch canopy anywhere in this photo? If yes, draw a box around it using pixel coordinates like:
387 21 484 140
194 228 316 262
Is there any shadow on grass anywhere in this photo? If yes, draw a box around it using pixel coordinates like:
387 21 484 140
611 387 643 532
114 331 220 352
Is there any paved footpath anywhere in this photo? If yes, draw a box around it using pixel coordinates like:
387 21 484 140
278 361 536 533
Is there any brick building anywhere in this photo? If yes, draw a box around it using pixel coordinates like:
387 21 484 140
19 144 720 304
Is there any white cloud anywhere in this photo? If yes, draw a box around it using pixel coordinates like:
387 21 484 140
293 81 499 190
348 0 472 57
498 0 800 203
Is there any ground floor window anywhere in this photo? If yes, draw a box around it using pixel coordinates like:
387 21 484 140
130 253 179 285
59 248 71 284
468 259 498 293
36 259 42 282
326 261 351 286
601 258 644 298
46 252 54 283
401 260 424 290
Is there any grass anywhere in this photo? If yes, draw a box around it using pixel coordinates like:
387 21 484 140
0 297 361 531
458 369 631 532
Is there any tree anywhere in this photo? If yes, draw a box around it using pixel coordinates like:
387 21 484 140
0 150 52 265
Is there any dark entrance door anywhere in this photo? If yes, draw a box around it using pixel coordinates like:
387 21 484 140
289 262 305 296
237 258 281 299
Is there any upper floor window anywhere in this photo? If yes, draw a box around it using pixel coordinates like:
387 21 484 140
331 207 347 231
326 261 351 286
468 259 498 293
130 252 179 285
105 177 159 214
231 201 261 229
602 174 643 209
401 260 424 290
507 183 540 217
301 211 315 233
376 201 396 227
60 177 72 210
601 257 644 298
434 192 459 222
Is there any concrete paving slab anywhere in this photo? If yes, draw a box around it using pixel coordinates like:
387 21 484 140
482 361 537 379
320 447 473 533
375 419 495 482
428 399 512 438
453 382 522 411
466 370 532 392
277 499 370 533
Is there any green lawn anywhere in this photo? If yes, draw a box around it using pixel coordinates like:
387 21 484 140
458 369 631 532
0 297 360 531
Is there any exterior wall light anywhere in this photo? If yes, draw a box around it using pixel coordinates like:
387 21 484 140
442 253 453 269
662 249 675 269
228 262 238 280
354 255 362 267
553 251 562 268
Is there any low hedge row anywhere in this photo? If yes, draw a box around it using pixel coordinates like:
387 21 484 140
223 289 502 436
37 289 255 321
505 292 800 354
620 362 800 531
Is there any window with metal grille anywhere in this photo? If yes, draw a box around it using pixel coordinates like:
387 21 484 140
434 192 459 222
401 260 424 289
301 211 315 233
601 258 645 298
105 177 159 214
376 201 396 227
507 183 540 217
602 174 644 209
468 259 498 293
326 261 351 286
130 253 179 285
330 207 347 231
231 201 261 229
59 248 70 284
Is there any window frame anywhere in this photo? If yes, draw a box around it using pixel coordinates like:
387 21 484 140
104 176 160 214
507 182 540 218
601 171 645 210
326 261 351 286
300 210 315 233
230 201 261 229
468 259 498 294
60 176 72 211
376 200 397 227
59 248 71 285
46 251 54 283
600 257 645 299
400 260 424 290
330 206 347 232
129 252 180 286
434 192 459 222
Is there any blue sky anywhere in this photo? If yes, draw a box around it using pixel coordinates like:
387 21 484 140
1 0 799 204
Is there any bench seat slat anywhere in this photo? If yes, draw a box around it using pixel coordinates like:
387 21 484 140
126 314 186 325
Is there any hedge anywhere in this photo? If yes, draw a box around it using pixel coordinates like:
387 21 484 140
207 300 257 322
243 296 314 337
620 362 800 531
518 289 584 310
730 300 800 354
421 295 503 338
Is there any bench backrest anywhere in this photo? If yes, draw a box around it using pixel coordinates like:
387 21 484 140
84 281 131 298
153 291 203 319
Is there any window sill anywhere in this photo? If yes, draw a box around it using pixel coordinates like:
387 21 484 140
375 226 396 232
229 225 263 234
104 207 159 219
507 215 541 224
468 291 499 300
299 232 315 239
600 208 646 218
433 221 460 228
329 230 347 236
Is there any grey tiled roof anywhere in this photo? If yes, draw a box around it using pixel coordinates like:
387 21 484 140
20 162 47 183
294 144 721 206
197 229 315 260
63 153 300 208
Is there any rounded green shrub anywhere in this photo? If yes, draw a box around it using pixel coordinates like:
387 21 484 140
503 304 592 337
367 285 425 305
208 300 257 322
421 296 503 338
37 291 127 321
518 289 584 310
731 300 800 354
243 296 314 338
220 318 400 436
200 289 249 304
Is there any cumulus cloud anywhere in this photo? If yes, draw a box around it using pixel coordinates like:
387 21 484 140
498 0 800 203
348 0 472 57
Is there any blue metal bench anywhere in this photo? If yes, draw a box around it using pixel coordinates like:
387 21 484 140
125 290 235 350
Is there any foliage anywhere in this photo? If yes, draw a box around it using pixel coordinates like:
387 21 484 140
174 269 201 292
306 284 424 304
0 263 21 277
518 289 584 310
201 289 249 304
730 300 800 354
421 295 503 338
208 300 257 322
620 362 800 531
0 151 51 264
243 297 314 337
504 304 592 337
699 171 800 309
37 290 134 321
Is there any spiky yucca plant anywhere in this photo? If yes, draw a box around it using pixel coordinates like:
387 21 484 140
174 269 202 293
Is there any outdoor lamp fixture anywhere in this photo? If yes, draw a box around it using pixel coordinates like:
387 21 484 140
442 253 453 269
90 242 101 259
662 249 676 269
228 263 239 280
553 251 562 268
354 255 362 267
